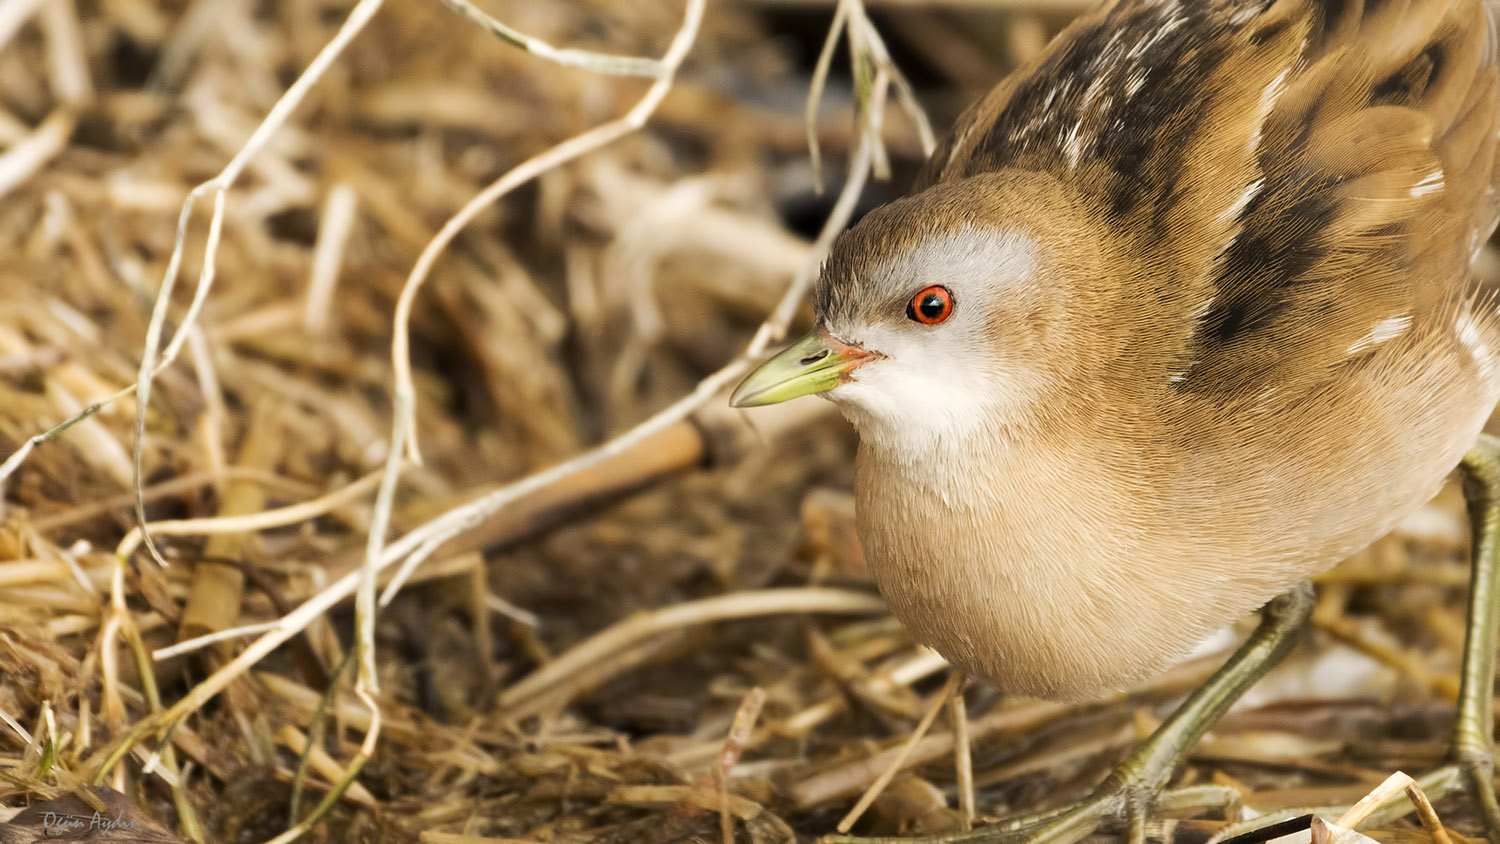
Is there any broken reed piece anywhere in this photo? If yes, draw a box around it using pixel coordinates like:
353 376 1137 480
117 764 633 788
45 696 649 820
323 392 836 583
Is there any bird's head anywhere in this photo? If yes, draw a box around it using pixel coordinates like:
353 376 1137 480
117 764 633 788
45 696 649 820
731 171 1115 453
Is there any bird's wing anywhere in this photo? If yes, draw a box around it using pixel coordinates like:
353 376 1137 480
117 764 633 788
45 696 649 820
919 0 1500 396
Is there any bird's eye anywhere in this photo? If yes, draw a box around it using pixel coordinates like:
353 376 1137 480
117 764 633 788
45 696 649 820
906 286 954 325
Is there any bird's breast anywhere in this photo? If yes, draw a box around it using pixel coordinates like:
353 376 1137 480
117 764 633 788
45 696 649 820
847 374 1481 702
852 435 1217 700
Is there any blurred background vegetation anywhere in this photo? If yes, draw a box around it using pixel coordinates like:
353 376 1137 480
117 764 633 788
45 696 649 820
0 1 1492 842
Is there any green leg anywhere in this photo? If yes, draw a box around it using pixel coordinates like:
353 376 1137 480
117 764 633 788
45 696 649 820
1019 582 1316 844
1454 433 1500 843
1214 435 1500 844
823 583 1315 844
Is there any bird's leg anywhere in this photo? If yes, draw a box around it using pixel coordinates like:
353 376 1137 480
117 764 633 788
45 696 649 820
1448 433 1500 842
1209 435 1500 844
821 583 1315 844
1018 581 1317 844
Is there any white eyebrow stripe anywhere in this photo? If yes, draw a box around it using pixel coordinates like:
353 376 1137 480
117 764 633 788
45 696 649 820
870 225 1041 303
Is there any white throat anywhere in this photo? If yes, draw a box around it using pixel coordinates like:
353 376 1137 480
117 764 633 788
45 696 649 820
829 360 1014 507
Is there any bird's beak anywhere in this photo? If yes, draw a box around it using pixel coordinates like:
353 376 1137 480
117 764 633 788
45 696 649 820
730 327 876 408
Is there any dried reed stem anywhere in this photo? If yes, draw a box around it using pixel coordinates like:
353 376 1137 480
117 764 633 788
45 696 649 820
948 681 974 830
436 0 665 77
0 110 76 207
837 671 963 832
0 0 46 53
497 588 886 714
120 469 389 567
303 183 359 334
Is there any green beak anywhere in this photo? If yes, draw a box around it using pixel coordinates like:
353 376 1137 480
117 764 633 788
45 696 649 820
730 327 877 408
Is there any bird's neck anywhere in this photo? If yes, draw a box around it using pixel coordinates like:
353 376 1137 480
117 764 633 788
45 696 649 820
853 428 992 504
845 385 1146 514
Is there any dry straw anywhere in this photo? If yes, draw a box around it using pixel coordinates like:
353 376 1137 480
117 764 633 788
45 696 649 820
0 0 1494 842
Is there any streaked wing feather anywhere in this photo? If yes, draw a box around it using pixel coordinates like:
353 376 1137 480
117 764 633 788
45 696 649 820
918 0 1500 397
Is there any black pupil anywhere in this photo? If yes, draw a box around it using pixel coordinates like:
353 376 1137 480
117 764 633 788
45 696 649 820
918 293 946 320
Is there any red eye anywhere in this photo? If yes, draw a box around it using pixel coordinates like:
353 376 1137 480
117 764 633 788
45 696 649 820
906 286 954 325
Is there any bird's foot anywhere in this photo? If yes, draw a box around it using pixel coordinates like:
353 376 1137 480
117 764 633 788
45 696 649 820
819 782 1247 844
820 586 1316 844
822 760 1494 844
1448 748 1500 844
1202 761 1498 844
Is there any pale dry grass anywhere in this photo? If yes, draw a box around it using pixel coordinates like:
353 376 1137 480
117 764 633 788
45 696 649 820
0 1 1494 843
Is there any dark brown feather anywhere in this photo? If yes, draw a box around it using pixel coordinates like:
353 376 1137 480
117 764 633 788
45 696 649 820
917 0 1500 398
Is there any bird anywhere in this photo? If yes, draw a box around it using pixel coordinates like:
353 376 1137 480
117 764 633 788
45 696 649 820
732 0 1500 840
